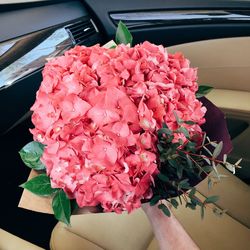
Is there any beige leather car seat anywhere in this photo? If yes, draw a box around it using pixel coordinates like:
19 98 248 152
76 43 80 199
0 228 44 250
50 167 250 250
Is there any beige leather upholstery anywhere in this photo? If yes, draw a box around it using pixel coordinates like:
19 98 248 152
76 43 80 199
167 37 250 92
50 167 250 250
0 228 44 250
168 37 250 180
50 209 154 250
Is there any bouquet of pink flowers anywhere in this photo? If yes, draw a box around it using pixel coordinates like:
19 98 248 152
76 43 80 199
19 22 239 224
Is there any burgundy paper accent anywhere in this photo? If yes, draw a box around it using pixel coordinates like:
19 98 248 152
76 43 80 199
200 97 233 159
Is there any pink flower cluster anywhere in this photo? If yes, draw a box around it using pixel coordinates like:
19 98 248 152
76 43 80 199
30 42 206 213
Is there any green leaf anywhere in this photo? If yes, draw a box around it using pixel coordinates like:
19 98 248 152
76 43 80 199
157 144 164 152
102 40 117 49
212 141 223 158
190 196 203 207
157 173 169 182
173 111 183 125
186 202 196 210
150 195 161 206
186 141 197 152
189 188 196 198
158 203 171 217
178 195 183 205
158 127 172 136
202 165 213 173
168 159 179 169
183 120 196 125
204 195 219 204
19 141 45 170
170 199 179 209
115 21 133 45
178 179 191 190
178 127 190 138
196 85 213 98
186 155 193 169
208 177 213 189
52 190 71 225
20 174 56 196
200 205 205 219
176 164 184 179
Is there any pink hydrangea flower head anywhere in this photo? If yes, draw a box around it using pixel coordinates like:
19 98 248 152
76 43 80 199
30 42 206 213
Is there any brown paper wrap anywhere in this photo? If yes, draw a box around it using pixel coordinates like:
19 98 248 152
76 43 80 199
18 170 102 215
18 170 53 214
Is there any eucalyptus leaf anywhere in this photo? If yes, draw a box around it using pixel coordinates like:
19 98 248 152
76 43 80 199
225 163 236 174
115 21 133 45
186 155 193 169
157 173 169 182
158 203 171 217
176 164 184 179
178 127 190 138
186 202 196 210
189 187 196 198
157 144 164 152
196 85 213 98
202 165 213 173
170 199 179 209
150 195 161 206
204 195 219 204
200 205 205 219
213 141 223 158
173 111 183 125
102 40 117 49
19 141 45 170
208 177 213 189
52 190 71 225
178 179 191 190
235 158 242 166
183 120 196 125
20 174 56 196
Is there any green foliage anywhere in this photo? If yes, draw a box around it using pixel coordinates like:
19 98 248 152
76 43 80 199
20 174 56 196
188 188 196 198
150 116 239 218
200 205 205 219
150 195 161 206
157 173 169 182
19 141 46 170
115 21 133 45
213 141 223 158
158 203 171 217
195 85 213 98
204 195 219 204
52 190 71 225
170 199 179 209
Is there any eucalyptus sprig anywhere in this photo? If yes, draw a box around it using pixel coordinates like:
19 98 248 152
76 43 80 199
151 118 241 219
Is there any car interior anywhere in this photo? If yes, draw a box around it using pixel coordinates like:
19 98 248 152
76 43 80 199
0 0 250 249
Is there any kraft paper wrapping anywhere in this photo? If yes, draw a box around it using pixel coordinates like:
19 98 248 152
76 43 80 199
18 170 53 214
18 170 102 215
